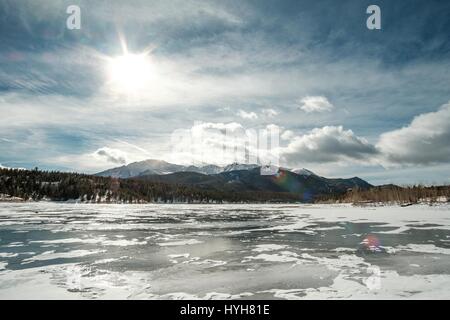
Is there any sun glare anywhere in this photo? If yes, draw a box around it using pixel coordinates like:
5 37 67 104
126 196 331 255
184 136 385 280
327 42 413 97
108 53 153 93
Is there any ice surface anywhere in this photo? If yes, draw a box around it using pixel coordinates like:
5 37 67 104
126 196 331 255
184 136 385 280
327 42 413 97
0 202 449 299
158 239 203 246
388 244 450 255
252 244 289 252
22 249 106 264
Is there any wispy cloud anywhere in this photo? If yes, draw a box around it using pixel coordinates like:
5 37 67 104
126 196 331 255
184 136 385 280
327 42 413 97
93 147 127 165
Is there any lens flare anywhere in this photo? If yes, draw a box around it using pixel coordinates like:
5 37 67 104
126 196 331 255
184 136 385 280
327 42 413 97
360 234 383 253
271 170 314 202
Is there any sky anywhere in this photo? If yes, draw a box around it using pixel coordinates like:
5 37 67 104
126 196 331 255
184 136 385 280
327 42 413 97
0 0 449 185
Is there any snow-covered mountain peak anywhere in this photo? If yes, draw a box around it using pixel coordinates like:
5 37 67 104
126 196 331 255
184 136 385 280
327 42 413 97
291 168 316 176
222 163 260 172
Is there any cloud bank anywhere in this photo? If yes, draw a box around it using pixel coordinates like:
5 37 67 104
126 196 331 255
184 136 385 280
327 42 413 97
282 126 378 165
377 102 450 166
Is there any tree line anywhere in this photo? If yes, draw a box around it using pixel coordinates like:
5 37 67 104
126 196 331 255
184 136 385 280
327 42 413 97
0 168 300 203
315 184 450 204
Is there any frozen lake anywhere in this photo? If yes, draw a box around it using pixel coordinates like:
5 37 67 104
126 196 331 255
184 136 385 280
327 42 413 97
0 202 449 299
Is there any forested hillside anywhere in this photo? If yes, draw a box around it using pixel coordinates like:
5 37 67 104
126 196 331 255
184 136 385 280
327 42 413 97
0 168 300 203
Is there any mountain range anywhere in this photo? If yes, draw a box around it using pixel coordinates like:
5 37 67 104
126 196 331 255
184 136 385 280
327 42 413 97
96 160 262 177
96 159 372 198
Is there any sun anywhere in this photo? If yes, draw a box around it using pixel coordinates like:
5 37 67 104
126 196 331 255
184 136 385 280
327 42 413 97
107 53 153 93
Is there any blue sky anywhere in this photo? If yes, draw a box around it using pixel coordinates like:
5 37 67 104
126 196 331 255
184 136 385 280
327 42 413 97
0 0 449 185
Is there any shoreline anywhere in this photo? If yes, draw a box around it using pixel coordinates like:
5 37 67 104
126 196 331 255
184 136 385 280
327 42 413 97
1 199 448 207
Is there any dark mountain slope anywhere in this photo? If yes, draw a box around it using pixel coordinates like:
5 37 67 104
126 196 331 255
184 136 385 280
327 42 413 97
137 167 373 200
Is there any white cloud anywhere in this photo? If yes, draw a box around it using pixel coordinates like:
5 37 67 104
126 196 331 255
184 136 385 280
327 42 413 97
168 122 280 166
377 102 450 165
169 122 245 165
282 126 378 165
281 130 295 141
262 108 279 117
237 109 258 120
93 147 128 165
298 96 334 113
